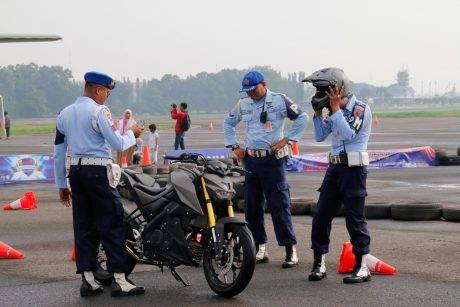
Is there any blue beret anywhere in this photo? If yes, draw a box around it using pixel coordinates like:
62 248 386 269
240 71 264 92
84 71 116 90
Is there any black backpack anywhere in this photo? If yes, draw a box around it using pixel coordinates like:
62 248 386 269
180 112 191 131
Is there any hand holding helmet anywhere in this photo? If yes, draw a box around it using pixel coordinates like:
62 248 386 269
327 85 346 114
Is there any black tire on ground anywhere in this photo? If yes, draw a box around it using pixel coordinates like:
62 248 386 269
154 175 169 187
236 200 246 212
203 224 256 298
310 202 342 217
365 202 391 219
438 155 460 166
391 202 442 221
157 165 170 174
233 198 268 213
434 148 447 161
442 205 460 222
142 164 157 175
290 198 313 216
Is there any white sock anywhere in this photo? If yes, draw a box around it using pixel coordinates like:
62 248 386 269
320 254 326 273
83 271 101 290
356 254 370 277
114 273 136 292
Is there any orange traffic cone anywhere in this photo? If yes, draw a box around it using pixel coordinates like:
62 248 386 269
120 155 128 168
291 141 300 156
366 254 397 275
338 242 397 275
0 241 24 259
141 144 151 166
3 191 38 211
70 245 76 261
338 242 355 273
373 116 380 125
208 122 214 131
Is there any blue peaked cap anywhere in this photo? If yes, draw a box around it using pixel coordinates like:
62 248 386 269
84 71 116 90
240 71 264 92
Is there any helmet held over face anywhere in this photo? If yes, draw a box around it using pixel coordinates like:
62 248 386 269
302 67 351 111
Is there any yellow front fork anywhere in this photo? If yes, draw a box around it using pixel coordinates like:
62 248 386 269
228 201 234 217
200 177 235 226
200 177 216 227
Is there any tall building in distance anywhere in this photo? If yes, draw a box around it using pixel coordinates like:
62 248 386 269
386 70 415 98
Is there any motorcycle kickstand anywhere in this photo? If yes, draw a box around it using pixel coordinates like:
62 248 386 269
169 266 190 287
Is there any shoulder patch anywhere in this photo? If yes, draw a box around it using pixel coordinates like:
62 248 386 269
353 105 365 118
282 95 302 120
350 103 366 132
229 100 241 117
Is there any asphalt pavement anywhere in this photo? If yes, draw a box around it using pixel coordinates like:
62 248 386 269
1 116 459 306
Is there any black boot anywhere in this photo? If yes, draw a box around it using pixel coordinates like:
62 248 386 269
80 273 104 297
308 252 326 281
111 273 145 297
282 245 298 268
343 254 371 284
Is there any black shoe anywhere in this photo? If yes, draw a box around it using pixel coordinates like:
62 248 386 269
111 275 145 297
308 252 326 281
80 276 104 297
282 246 298 268
343 254 371 284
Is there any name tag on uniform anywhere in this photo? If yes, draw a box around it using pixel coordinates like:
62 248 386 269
263 121 273 132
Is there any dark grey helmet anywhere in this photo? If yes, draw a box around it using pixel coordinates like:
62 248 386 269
302 67 351 111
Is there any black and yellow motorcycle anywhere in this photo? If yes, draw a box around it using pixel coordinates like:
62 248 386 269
96 154 255 298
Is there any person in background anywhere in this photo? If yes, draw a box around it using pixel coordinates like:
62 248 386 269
148 123 159 163
132 137 144 165
4 112 11 140
170 102 188 150
116 109 137 165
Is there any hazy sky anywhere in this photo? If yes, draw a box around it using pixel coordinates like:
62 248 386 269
1 0 459 95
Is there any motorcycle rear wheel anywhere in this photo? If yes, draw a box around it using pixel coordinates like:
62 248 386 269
202 224 256 297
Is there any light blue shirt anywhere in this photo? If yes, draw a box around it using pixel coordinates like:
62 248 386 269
313 95 372 155
223 89 309 150
53 96 136 188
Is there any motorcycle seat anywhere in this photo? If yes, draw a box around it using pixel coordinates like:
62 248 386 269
134 182 167 196
124 169 158 188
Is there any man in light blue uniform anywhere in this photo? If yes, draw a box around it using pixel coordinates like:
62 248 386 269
54 72 145 297
224 71 308 268
302 68 373 284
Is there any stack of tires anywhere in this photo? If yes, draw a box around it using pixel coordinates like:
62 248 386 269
234 197 460 222
435 147 460 166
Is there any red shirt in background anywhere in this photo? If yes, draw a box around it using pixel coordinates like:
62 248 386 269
171 108 186 134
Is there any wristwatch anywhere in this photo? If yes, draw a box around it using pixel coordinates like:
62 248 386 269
230 144 240 151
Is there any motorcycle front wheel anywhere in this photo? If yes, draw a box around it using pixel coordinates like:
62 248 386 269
202 224 256 298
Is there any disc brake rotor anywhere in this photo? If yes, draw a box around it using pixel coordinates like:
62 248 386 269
213 236 235 276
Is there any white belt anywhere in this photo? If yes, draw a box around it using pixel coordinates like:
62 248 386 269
68 157 113 166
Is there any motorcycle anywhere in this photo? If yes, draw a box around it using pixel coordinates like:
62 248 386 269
95 153 256 297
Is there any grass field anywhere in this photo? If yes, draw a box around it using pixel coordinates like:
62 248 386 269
11 123 56 135
374 110 460 118
7 109 460 135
